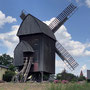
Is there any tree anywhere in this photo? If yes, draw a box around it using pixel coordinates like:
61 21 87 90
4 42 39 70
0 54 13 66
56 69 78 82
9 64 16 72
0 53 16 72
78 70 86 81
78 75 86 81
0 54 16 82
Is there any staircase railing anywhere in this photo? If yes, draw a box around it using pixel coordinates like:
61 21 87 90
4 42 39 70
23 57 33 82
12 57 33 82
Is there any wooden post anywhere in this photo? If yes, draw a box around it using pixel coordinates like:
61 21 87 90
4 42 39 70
41 71 43 82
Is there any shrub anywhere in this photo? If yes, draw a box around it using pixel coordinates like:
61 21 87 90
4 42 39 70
78 76 86 81
8 64 16 72
3 70 15 82
56 69 78 82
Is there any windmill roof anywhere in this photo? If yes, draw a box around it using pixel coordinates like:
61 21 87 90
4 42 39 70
15 41 34 52
17 14 56 40
0 65 9 69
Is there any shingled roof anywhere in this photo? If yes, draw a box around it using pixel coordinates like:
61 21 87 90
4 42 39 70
17 14 56 40
0 65 9 69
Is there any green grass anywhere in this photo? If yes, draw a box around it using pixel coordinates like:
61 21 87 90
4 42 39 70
47 83 90 90
0 82 47 90
0 82 90 90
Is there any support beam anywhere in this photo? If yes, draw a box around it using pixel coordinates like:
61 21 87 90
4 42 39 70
41 72 43 82
52 17 67 33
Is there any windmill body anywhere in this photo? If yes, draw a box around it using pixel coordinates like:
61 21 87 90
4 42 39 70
14 14 56 82
13 3 78 82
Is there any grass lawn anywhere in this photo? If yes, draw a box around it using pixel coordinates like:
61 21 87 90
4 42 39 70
0 82 90 90
48 82 90 90
0 82 47 90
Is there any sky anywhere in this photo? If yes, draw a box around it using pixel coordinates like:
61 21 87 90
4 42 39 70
0 0 90 76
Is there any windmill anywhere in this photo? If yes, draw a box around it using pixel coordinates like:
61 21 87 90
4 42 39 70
13 3 79 82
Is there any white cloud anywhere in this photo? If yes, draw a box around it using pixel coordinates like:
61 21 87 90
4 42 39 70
44 17 90 76
81 64 87 71
56 60 66 68
85 0 90 8
75 0 90 8
55 25 90 57
44 18 90 57
55 59 68 73
0 11 16 28
76 0 79 3
80 64 87 76
75 0 83 3
43 17 55 25
84 50 90 56
0 25 19 56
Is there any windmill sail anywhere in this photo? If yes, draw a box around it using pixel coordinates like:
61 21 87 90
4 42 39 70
56 41 79 70
48 3 78 70
49 3 77 33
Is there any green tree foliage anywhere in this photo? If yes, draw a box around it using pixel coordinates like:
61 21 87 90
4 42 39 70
0 54 16 82
8 64 16 72
3 70 15 82
78 75 86 81
78 70 86 81
0 54 13 66
56 69 78 82
0 53 15 71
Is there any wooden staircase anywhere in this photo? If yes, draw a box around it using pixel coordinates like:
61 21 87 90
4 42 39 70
23 57 33 82
12 57 33 82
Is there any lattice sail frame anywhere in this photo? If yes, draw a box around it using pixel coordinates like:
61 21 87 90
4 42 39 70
49 3 77 33
56 42 79 70
48 3 79 70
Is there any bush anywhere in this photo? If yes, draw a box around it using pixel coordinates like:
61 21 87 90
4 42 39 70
3 70 15 82
78 76 86 81
56 69 78 82
8 64 16 72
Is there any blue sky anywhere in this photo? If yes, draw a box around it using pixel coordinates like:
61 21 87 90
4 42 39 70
0 0 90 76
